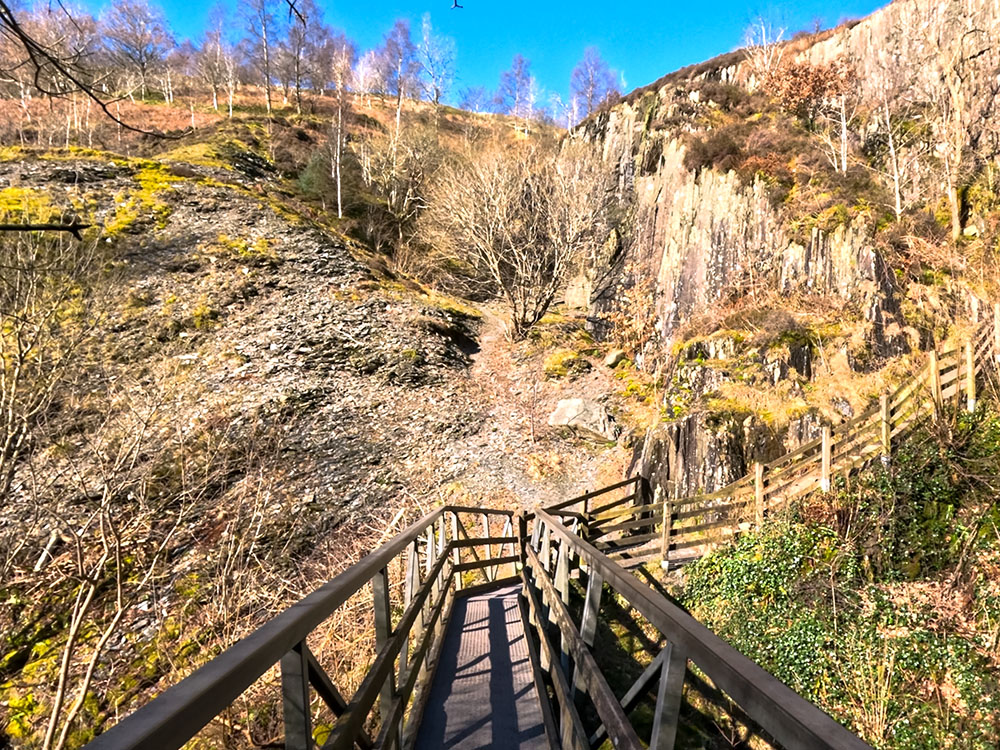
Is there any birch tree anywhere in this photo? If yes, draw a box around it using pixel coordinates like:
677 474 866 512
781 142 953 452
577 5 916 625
101 0 173 100
570 46 618 119
418 12 455 106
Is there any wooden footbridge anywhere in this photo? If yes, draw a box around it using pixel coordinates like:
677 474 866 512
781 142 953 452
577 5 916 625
83 304 999 750
84 496 871 750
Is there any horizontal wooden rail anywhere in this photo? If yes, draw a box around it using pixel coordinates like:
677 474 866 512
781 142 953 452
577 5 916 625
85 505 520 750
532 510 873 750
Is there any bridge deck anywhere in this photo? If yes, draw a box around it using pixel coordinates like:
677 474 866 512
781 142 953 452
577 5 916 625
414 584 548 749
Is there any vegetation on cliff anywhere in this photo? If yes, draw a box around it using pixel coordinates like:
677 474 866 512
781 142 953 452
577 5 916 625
682 399 1000 749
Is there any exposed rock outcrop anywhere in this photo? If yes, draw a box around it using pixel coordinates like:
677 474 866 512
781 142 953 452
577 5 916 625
548 398 620 443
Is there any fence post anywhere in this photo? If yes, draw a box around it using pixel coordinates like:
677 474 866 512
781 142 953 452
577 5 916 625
880 393 891 456
280 643 312 750
554 543 571 676
401 542 419 680
517 512 527 568
372 567 399 750
649 642 687 750
966 339 977 412
929 348 942 409
754 462 765 528
821 425 832 492
450 512 461 591
660 489 674 571
574 567 604 697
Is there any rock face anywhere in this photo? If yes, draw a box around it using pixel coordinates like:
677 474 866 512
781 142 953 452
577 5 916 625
571 133 908 372
548 399 620 442
566 1 1000 497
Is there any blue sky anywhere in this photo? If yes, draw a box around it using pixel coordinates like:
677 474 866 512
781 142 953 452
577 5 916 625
86 0 890 104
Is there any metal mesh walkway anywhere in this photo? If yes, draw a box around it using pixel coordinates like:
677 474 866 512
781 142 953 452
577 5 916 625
414 585 548 749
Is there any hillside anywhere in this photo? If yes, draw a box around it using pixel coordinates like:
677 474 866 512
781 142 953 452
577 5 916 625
0 106 632 748
2 0 1000 747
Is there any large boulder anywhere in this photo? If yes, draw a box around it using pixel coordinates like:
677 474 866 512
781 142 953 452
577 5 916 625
548 398 620 442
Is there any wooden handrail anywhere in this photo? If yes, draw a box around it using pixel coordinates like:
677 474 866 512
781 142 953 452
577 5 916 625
532 510 873 750
85 505 519 750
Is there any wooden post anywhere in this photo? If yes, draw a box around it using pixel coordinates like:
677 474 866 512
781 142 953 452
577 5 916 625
554 544 571 676
372 567 399 749
659 491 674 571
966 339 977 412
280 643 312 750
754 462 765 528
929 349 942 410
649 642 687 750
450 512 461 591
821 425 832 493
555 543 570 605
516 512 527 569
880 393 891 456
573 568 604 697
480 513 491 582
994 302 1000 361
401 542 419 679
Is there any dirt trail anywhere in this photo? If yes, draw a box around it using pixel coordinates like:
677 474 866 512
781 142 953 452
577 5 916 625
418 303 632 512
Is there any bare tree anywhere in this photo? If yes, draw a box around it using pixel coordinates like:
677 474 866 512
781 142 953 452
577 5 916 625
329 32 356 218
354 48 384 106
570 46 618 119
353 125 440 254
197 27 226 112
418 12 455 106
458 85 488 113
242 0 281 114
380 19 420 137
870 17 928 221
33 386 181 750
743 15 785 90
495 53 532 120
101 0 173 100
919 0 1000 241
275 0 324 113
0 229 104 501
423 140 616 338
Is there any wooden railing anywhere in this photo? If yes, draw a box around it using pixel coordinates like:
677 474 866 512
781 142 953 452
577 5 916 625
546 304 999 570
83 504 875 750
84 505 519 750
521 509 873 750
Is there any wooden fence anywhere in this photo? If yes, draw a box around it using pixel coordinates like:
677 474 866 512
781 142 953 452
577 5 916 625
546 303 1000 570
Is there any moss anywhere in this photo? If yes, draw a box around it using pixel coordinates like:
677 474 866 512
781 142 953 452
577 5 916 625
543 349 591 379
125 291 155 310
208 234 281 268
0 186 56 221
190 302 219 330
157 142 227 168
104 165 178 237
4 690 39 739
0 145 24 161
421 290 482 320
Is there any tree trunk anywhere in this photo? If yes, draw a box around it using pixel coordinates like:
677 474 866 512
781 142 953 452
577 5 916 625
335 99 344 219
262 18 272 114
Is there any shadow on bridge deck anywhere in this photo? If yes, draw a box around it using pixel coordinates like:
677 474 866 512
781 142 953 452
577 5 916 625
414 585 548 749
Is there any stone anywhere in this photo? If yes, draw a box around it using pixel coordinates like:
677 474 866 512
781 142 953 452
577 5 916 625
604 349 628 368
548 399 620 442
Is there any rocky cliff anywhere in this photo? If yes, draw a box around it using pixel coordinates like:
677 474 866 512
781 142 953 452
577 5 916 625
574 0 999 499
